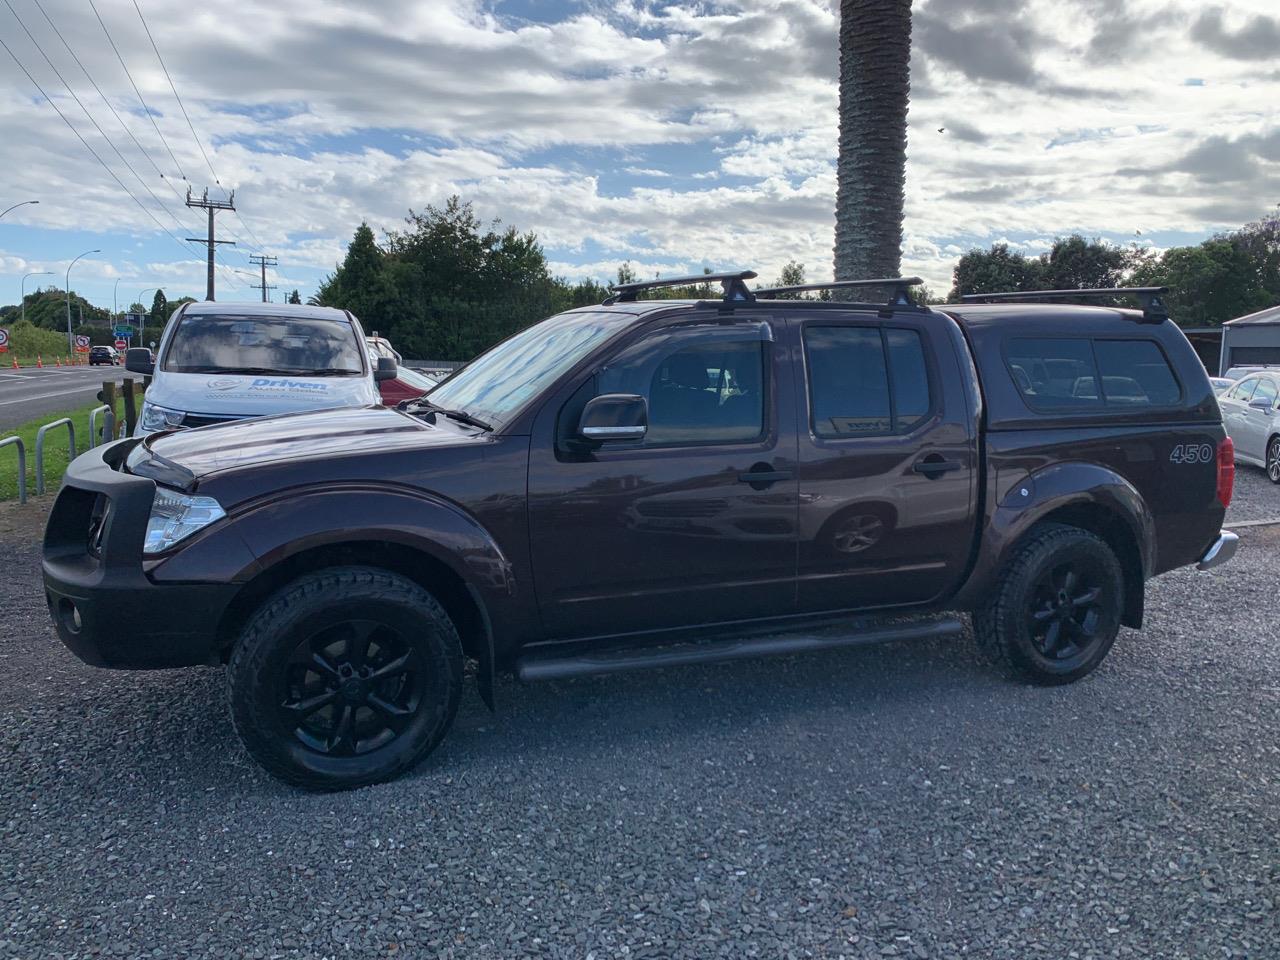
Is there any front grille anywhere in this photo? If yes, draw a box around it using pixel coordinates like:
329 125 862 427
181 413 242 429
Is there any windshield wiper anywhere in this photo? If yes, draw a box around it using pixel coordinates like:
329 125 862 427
396 398 492 432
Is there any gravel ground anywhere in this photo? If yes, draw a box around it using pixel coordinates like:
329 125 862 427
1226 464 1280 523
2 500 1279 959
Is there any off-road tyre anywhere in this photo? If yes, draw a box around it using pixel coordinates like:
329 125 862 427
228 566 463 790
973 523 1124 685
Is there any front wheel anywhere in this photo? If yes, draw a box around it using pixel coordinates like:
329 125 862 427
1267 437 1280 484
228 566 463 790
973 524 1124 685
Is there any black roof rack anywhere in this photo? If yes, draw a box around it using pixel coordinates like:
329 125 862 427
604 270 757 305
755 276 923 307
960 287 1170 324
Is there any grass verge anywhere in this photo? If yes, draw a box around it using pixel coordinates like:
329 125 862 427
0 399 123 502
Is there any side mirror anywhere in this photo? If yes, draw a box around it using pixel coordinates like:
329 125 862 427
579 393 647 442
125 347 154 375
374 356 397 382
1249 396 1274 411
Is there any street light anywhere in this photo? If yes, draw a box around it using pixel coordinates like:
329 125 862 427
65 249 100 355
21 270 54 325
0 199 39 220
137 287 159 342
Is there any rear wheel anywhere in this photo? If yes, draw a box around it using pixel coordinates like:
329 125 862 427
1267 436 1280 484
973 524 1124 685
228 566 462 790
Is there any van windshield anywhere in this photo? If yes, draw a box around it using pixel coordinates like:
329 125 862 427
162 314 365 376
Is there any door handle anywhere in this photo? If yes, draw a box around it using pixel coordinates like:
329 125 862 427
913 457 963 477
738 469 793 486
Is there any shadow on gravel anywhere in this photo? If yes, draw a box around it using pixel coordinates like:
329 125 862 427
15 623 1011 798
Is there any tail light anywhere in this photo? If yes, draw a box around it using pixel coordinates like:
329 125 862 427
1216 437 1234 508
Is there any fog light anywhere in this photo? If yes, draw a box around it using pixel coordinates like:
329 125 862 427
57 598 81 634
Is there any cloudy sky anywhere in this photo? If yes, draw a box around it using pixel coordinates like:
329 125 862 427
1 0 1278 314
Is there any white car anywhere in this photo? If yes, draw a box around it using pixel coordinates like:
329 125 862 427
1217 371 1280 483
127 302 392 434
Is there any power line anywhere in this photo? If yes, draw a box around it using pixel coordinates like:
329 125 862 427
2 0 196 241
87 0 186 182
186 188 236 300
133 0 222 191
0 33 202 265
30 0 172 190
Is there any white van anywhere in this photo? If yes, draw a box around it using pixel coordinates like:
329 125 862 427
126 302 391 434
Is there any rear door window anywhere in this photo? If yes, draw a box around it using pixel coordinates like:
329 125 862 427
804 326 933 437
1252 378 1278 408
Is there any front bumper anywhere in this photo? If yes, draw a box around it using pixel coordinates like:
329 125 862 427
42 439 234 669
1196 530 1239 571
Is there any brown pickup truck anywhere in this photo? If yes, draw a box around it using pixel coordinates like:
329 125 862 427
43 275 1237 789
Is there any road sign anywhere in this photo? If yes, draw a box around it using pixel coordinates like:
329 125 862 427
114 339 128 350
75 335 91 351
125 312 145 327
0 327 8 353
113 325 134 338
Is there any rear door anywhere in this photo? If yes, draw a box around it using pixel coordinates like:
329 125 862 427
792 311 979 613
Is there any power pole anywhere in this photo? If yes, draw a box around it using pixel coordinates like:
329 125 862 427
249 253 278 303
185 187 236 300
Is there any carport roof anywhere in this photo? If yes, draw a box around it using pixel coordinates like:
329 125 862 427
1224 303 1280 326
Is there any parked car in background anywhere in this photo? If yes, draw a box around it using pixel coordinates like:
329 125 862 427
125 302 394 434
1218 370 1280 483
366 334 439 404
376 363 440 405
1221 364 1280 382
1209 377 1235 395
45 276 1237 790
88 345 119 366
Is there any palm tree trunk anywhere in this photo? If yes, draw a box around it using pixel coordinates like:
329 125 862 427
834 0 913 284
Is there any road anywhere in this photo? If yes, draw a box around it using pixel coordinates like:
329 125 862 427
0 365 128 430
0 493 1277 958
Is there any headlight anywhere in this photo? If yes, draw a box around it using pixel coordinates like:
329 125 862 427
143 488 226 554
139 402 185 432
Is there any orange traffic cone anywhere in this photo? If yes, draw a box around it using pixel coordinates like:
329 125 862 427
10 357 16 369
36 355 42 368
56 357 62 367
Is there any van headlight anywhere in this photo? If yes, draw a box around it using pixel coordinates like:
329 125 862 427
139 402 185 432
143 488 226 554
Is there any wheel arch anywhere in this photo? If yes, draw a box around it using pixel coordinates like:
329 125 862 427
954 461 1153 628
215 539 491 667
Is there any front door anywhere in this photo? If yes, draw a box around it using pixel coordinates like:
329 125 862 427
527 316 799 639
791 313 979 613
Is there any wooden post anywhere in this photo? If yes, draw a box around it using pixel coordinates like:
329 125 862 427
122 379 138 435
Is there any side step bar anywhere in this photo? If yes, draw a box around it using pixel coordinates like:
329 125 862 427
516 616 966 682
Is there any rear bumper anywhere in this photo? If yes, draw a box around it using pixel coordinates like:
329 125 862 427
1196 530 1238 571
41 439 232 669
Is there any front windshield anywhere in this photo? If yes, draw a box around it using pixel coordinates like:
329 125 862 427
426 310 633 429
163 314 365 375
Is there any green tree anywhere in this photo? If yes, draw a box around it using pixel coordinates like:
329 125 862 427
834 0 912 285
1039 235 1128 291
149 290 168 332
768 260 807 299
287 289 301 305
947 243 1045 300
1132 239 1270 326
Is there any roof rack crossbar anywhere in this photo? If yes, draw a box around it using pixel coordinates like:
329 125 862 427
604 270 758 305
960 287 1170 324
755 276 924 312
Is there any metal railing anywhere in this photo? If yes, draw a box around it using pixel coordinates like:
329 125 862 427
0 435 26 504
88 405 114 449
35 418 76 495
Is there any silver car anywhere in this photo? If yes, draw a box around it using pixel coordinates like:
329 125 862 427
1218 372 1280 483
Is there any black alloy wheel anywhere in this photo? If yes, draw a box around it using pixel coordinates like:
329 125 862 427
1268 437 1280 484
973 523 1123 685
280 619 427 757
228 567 462 790
1026 563 1106 663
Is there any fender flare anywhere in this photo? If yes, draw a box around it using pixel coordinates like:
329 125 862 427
952 461 1155 617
